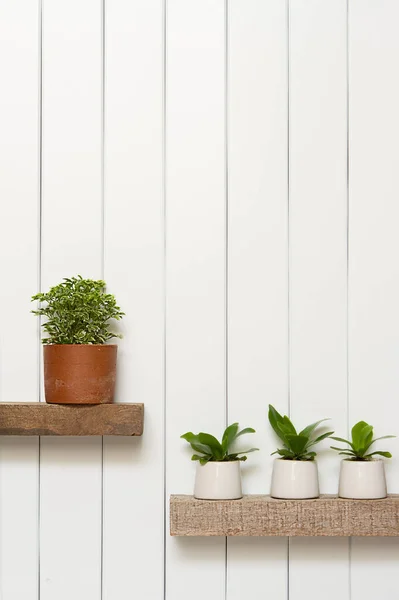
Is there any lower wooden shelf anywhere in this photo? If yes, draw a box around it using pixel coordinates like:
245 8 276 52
170 494 399 537
0 403 144 436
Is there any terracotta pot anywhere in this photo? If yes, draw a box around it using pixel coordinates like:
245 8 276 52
44 344 117 404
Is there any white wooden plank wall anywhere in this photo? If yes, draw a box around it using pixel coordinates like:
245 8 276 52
103 0 164 598
0 1 398 599
165 1 226 599
349 0 399 597
40 1 103 599
226 1 288 599
288 1 349 598
0 1 40 598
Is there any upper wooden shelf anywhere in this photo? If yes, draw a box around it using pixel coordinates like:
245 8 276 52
0 403 144 436
170 494 399 537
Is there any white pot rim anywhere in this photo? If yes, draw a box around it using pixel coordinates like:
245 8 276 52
341 458 383 462
275 457 317 462
198 460 241 465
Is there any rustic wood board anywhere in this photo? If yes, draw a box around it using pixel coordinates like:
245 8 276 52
0 403 144 436
170 494 399 537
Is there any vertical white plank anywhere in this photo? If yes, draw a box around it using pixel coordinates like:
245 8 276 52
0 1 40 598
102 1 164 599
289 1 349 599
226 1 288 599
165 1 226 599
40 0 102 598
349 1 399 596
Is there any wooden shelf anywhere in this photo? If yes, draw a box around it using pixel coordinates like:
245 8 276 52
0 403 144 436
170 494 399 537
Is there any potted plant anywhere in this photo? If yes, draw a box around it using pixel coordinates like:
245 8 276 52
181 423 258 500
330 421 395 499
32 276 124 404
268 405 333 499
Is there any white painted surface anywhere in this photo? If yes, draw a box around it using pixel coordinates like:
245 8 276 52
349 0 399 596
0 1 397 599
103 0 164 598
288 1 350 598
165 1 226 598
0 1 40 598
40 0 102 598
226 1 288 598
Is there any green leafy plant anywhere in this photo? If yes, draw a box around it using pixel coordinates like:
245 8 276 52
330 421 395 461
268 404 333 461
32 276 124 345
181 423 259 465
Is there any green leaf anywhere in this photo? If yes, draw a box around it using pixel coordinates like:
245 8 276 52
307 431 335 447
31 276 124 345
351 421 371 451
197 433 224 459
268 405 286 441
364 451 392 459
180 432 195 442
330 446 356 455
272 448 294 458
191 454 210 461
299 418 330 438
285 434 308 456
180 432 213 456
230 448 259 456
338 452 356 457
357 424 373 455
277 422 295 437
184 426 257 463
329 436 354 449
301 453 316 461
282 416 296 435
189 442 214 455
235 427 256 439
368 435 396 448
362 427 374 453
221 425 256 454
222 423 239 453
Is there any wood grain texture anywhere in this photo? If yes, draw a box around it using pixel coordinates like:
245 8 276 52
170 495 399 537
0 403 143 436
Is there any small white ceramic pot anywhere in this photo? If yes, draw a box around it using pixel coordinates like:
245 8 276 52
270 458 319 499
194 461 243 500
338 459 387 499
